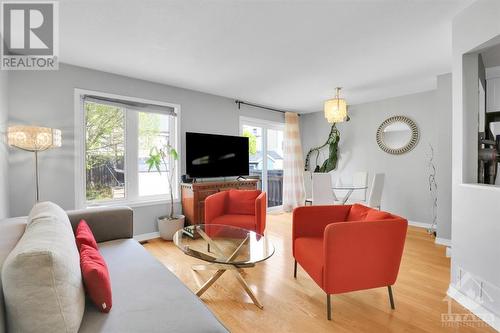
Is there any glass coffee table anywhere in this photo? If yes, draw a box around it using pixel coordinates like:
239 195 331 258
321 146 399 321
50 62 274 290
173 224 274 309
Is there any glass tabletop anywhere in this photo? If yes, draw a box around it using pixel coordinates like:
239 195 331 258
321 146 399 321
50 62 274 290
173 224 275 265
332 184 368 190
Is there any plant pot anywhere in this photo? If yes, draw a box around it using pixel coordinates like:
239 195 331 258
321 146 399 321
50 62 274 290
157 215 185 241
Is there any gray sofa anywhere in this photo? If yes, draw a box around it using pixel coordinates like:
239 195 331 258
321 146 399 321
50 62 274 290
0 206 228 333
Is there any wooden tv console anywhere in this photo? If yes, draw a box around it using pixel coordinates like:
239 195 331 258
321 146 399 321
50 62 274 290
181 179 259 225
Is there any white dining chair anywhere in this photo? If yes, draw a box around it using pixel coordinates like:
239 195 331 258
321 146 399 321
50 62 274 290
367 173 385 209
304 170 313 205
350 171 368 201
312 173 337 205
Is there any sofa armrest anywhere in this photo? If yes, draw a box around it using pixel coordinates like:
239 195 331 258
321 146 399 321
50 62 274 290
67 206 133 243
205 191 228 224
255 192 267 235
323 218 407 294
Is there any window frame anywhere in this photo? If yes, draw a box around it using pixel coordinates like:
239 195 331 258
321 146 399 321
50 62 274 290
74 88 181 209
239 116 285 212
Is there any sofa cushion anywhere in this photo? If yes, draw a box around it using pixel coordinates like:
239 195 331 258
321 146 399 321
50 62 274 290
76 220 98 250
0 217 27 333
210 214 256 231
80 244 112 313
227 190 260 215
78 239 228 333
294 237 324 287
365 210 392 221
1 202 85 333
347 204 371 221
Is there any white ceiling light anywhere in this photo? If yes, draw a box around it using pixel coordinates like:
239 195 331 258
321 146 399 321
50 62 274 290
324 87 348 123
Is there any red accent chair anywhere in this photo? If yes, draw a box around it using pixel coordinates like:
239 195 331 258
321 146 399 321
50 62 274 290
205 189 267 235
292 204 408 320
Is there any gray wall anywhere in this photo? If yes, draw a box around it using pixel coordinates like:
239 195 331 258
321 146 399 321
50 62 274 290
300 87 452 238
0 71 8 219
7 63 283 235
435 73 452 240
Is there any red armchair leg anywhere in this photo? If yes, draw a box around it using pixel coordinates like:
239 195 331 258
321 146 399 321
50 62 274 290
388 286 395 309
293 260 297 278
327 294 332 320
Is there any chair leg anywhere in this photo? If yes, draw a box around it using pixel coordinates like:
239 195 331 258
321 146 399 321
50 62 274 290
327 294 332 320
293 260 297 278
388 286 395 309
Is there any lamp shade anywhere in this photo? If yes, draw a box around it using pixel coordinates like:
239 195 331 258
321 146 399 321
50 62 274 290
324 87 348 123
8 126 62 152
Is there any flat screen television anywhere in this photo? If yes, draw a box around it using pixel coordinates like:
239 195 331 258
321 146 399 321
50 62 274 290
186 132 249 178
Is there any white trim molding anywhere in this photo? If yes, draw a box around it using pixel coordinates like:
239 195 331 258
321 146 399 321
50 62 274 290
435 237 452 247
407 220 432 229
447 284 500 332
134 232 160 242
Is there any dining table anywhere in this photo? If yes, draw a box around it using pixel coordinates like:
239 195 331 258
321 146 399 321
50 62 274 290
332 184 368 204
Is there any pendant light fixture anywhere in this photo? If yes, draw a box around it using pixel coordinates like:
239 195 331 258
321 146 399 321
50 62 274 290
324 87 348 123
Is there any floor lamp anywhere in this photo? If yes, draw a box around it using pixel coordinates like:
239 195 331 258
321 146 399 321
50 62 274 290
7 125 62 202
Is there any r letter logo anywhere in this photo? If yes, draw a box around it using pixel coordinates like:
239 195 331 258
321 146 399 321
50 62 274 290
1 1 58 70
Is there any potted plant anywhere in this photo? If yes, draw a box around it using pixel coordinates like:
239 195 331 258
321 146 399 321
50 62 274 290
146 139 184 240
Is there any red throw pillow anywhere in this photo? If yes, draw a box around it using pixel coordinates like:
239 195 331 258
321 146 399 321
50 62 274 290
76 220 98 251
227 190 261 215
80 244 112 313
365 210 392 221
346 204 371 221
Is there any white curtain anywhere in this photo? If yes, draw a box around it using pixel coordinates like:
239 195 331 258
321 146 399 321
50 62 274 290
282 112 306 212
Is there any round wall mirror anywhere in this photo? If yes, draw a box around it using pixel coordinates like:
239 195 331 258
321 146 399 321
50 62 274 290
376 116 419 155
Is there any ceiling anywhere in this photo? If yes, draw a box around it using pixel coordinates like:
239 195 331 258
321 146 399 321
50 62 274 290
59 0 474 113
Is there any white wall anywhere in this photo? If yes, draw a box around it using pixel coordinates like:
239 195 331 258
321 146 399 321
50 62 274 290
0 71 8 219
300 88 453 232
7 63 283 234
450 0 500 327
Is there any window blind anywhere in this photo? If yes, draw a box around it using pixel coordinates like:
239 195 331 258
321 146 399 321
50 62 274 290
83 94 176 116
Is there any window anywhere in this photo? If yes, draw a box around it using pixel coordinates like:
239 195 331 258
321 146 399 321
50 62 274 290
240 117 284 209
85 102 126 201
138 112 170 196
76 90 180 207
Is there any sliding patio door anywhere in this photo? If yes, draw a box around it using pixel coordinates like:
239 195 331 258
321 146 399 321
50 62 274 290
240 117 284 210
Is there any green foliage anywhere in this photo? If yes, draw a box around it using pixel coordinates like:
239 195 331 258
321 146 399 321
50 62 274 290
318 129 339 172
85 102 124 171
146 141 179 219
146 145 179 173
86 185 112 201
139 112 162 153
242 129 257 155
305 124 340 173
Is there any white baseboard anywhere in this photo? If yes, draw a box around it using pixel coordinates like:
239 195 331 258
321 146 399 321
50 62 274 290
447 284 500 331
435 237 452 247
134 232 160 242
408 220 432 229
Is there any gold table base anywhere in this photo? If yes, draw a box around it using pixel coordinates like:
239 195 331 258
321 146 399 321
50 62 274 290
191 228 264 309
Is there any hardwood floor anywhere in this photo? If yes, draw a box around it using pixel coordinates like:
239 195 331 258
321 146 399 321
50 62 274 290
144 213 495 332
